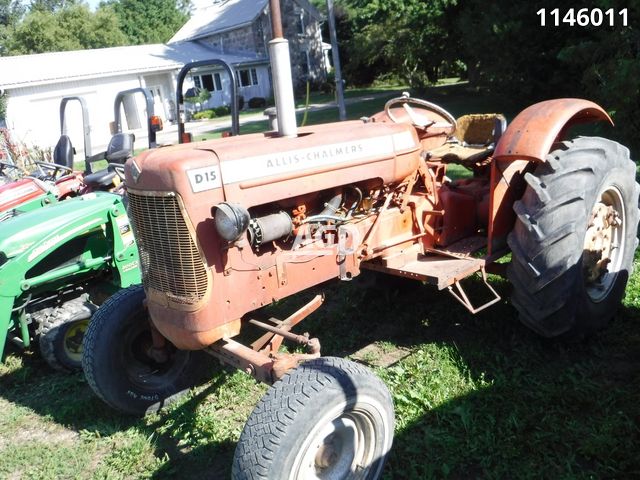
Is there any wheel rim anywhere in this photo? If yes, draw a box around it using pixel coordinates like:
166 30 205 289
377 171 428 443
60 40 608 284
583 186 626 303
121 311 190 391
63 319 88 363
291 401 380 480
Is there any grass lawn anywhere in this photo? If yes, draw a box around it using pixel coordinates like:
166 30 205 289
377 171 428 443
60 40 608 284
192 82 524 143
2 263 639 479
1 84 639 478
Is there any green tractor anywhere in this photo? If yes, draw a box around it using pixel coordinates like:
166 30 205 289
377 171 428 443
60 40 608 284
0 87 161 370
0 192 140 370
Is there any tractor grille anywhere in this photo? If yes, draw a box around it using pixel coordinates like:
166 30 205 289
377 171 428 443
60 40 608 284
128 192 208 305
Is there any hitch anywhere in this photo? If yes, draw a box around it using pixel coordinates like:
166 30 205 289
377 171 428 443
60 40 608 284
205 294 324 384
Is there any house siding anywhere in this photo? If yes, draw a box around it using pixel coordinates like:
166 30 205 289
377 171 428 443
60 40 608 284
201 24 264 56
6 74 147 159
197 0 325 91
281 0 326 90
5 71 178 158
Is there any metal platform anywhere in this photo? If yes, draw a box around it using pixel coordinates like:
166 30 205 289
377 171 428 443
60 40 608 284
362 253 484 290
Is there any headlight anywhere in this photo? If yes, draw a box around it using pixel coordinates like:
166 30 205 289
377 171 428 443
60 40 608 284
214 202 250 242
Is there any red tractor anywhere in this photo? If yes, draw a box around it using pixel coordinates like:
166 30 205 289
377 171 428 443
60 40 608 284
82 3 639 478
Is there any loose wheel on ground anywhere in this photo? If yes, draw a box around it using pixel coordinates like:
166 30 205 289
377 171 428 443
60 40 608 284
233 357 394 480
508 136 640 338
38 299 95 371
82 284 207 416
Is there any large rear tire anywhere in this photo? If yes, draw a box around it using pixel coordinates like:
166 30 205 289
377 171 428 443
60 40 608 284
232 357 394 480
508 136 639 338
82 285 206 416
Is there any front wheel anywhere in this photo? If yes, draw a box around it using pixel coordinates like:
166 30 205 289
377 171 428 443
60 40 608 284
38 299 95 372
82 285 207 416
508 136 640 338
232 357 395 480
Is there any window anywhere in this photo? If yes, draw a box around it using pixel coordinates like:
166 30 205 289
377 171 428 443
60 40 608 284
195 72 224 92
299 52 310 76
298 12 305 35
237 68 259 87
202 74 214 91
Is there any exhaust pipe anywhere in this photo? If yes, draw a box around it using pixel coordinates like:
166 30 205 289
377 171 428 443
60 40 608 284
269 0 297 137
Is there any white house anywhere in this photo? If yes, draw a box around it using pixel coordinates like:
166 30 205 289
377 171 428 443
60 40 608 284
0 43 267 157
0 0 326 157
170 0 326 95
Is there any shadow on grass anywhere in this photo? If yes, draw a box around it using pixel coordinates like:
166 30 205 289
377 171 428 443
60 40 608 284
266 272 640 479
2 269 639 478
384 303 640 478
0 351 237 479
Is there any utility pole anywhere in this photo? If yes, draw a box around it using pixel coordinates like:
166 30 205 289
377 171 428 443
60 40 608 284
326 0 346 120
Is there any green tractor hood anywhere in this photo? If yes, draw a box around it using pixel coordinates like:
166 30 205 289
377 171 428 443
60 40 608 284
0 193 123 263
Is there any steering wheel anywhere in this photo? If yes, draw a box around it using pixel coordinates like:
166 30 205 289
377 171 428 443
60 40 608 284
34 161 74 181
0 161 21 175
385 93 457 137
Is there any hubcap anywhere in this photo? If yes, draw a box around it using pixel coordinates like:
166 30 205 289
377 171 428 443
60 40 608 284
292 405 378 480
63 319 88 362
583 187 626 302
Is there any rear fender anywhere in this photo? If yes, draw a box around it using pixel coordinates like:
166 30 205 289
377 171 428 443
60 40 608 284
488 99 613 254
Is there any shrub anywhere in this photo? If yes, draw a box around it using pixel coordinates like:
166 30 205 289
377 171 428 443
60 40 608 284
320 81 335 94
214 106 231 117
248 97 267 109
192 109 216 120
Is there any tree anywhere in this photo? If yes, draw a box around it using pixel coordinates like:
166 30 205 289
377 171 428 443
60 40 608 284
29 0 75 13
328 0 460 88
0 91 7 119
0 0 25 55
453 0 639 153
184 87 211 112
107 0 191 45
0 0 24 25
5 3 127 54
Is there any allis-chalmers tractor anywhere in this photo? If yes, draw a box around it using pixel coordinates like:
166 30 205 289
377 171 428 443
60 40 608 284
82 4 639 478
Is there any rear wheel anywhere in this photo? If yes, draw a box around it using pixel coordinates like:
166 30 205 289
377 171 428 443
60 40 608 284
82 285 206 416
233 357 394 480
508 136 639 338
38 299 95 371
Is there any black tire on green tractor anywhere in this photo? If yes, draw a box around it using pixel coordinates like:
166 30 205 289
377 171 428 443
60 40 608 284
82 284 206 416
38 299 95 371
232 357 394 480
508 136 640 339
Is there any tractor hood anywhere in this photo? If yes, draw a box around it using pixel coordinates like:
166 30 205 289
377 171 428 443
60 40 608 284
126 120 420 208
0 192 120 262
0 177 51 213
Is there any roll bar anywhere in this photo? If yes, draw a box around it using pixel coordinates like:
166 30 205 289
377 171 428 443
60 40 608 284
175 59 240 143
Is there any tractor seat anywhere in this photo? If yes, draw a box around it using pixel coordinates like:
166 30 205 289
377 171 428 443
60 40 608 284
83 169 116 190
429 114 507 166
106 133 135 164
53 135 75 169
